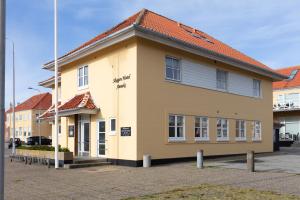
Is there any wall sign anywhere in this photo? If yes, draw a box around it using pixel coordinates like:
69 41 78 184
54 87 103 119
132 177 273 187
68 125 75 137
113 74 131 89
121 127 131 136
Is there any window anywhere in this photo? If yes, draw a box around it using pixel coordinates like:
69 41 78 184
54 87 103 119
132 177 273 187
59 125 61 135
253 79 261 97
288 69 298 80
236 120 246 140
23 127 27 137
19 114 22 121
28 128 31 136
169 115 185 141
15 130 18 136
216 69 228 90
78 65 88 88
165 56 181 81
19 127 22 137
195 117 209 141
253 121 261 141
217 118 229 141
110 118 116 133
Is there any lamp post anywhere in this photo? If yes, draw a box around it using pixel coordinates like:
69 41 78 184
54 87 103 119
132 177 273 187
28 87 41 145
6 38 15 155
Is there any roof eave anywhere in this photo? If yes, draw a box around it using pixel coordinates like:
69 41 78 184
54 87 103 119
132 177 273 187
42 25 136 71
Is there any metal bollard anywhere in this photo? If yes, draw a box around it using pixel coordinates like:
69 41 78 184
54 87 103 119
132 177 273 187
29 157 32 165
47 159 51 168
25 156 28 165
197 150 204 169
143 154 151 168
247 151 255 172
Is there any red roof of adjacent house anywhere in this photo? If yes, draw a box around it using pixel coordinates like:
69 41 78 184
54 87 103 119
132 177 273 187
6 93 52 113
45 9 279 76
273 66 300 89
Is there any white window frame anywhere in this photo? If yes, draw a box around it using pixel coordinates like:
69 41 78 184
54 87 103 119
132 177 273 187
168 115 185 141
109 118 116 135
78 65 89 89
28 127 31 136
217 118 229 141
195 116 209 141
19 127 22 137
235 120 246 141
253 79 261 97
216 69 228 91
253 121 262 141
165 56 181 82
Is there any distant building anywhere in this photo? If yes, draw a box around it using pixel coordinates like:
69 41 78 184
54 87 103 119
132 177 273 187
273 66 300 141
6 93 52 143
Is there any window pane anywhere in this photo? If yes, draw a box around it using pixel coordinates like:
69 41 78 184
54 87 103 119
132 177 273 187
169 127 175 137
79 77 83 87
111 119 116 131
202 128 207 138
84 76 88 85
195 128 200 137
177 127 184 137
177 116 183 126
166 57 173 67
195 117 200 127
169 115 175 126
84 66 88 76
79 67 83 77
166 67 174 79
217 129 222 137
99 122 105 132
174 69 180 80
223 129 228 137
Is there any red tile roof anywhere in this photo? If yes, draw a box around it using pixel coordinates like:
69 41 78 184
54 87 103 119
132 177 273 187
46 9 279 76
6 93 52 113
273 65 300 89
39 92 97 119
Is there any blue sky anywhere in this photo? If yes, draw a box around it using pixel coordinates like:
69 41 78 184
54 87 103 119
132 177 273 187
5 0 300 108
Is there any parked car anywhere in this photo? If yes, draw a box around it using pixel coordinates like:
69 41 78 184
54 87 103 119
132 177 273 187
8 138 22 149
27 136 52 145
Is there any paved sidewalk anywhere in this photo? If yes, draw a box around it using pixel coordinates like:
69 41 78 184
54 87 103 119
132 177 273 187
5 158 300 200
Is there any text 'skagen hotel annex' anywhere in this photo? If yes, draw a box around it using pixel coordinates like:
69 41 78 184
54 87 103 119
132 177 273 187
39 9 285 166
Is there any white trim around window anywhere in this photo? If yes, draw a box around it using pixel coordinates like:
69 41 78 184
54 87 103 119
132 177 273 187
78 65 89 90
235 120 246 141
194 116 209 141
165 56 181 82
216 118 229 141
109 118 116 135
168 114 185 142
252 121 262 141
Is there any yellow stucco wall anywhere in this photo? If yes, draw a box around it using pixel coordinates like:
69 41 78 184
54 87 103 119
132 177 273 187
136 38 274 160
7 109 52 142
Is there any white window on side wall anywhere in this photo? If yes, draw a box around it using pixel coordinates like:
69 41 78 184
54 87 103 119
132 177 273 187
217 118 229 141
216 69 228 90
253 121 261 141
195 117 209 141
253 79 261 97
28 128 31 136
168 115 185 141
165 56 181 82
78 65 88 88
110 118 116 135
236 120 246 141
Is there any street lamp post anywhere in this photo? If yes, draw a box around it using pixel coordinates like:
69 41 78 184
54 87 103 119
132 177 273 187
28 87 41 145
6 38 15 155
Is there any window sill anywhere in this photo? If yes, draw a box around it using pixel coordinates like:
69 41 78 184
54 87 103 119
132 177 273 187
168 138 186 143
165 78 181 83
109 132 116 136
195 138 210 142
216 138 229 142
78 85 89 91
252 138 262 142
235 138 247 142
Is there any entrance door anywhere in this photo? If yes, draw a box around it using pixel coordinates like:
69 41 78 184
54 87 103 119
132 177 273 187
97 120 106 157
78 120 90 156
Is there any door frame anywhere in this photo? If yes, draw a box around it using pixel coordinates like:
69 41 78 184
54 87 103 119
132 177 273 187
97 119 107 157
78 115 90 157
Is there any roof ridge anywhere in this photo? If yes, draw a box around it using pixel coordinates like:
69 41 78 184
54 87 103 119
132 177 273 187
134 8 147 25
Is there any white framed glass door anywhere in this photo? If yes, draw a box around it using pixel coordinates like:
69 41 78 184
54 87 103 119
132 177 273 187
97 120 106 157
78 116 90 157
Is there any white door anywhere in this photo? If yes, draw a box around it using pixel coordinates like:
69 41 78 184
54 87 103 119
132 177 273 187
97 120 106 157
78 120 90 156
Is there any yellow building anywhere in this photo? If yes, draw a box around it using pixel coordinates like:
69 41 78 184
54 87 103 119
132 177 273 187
6 93 52 143
273 65 300 141
39 9 285 166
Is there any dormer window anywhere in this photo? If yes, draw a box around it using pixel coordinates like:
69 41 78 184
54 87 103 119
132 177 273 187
78 65 88 88
288 69 298 80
